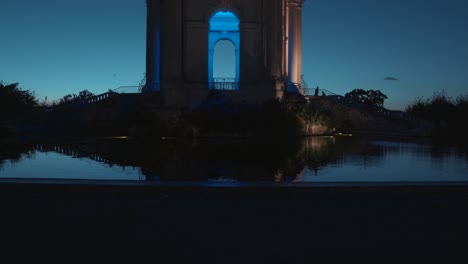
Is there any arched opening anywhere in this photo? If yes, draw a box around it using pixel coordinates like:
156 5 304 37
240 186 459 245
208 10 240 90
213 40 236 90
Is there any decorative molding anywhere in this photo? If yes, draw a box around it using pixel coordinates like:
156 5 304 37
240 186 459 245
220 0 241 8
287 0 304 7
205 0 243 20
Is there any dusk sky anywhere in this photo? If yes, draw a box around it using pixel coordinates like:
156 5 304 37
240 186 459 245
1 0 467 110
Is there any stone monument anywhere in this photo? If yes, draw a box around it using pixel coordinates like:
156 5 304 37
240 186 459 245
145 0 304 108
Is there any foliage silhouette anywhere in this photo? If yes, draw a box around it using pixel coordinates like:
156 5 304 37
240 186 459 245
406 90 468 141
0 81 38 120
56 90 95 106
345 89 388 108
174 91 334 138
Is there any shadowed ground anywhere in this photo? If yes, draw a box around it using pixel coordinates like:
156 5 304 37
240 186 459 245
0 182 467 263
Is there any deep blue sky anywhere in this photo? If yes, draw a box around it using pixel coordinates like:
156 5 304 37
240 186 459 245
1 0 467 110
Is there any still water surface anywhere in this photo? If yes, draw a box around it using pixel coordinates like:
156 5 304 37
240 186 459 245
1 136 467 183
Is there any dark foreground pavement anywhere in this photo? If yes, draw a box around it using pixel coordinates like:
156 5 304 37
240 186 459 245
0 181 467 263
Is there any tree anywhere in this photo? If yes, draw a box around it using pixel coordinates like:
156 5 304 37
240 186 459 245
345 89 388 108
78 89 94 100
0 81 38 119
138 72 146 92
56 90 95 105
58 94 76 105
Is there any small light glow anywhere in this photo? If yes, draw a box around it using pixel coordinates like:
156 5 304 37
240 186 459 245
334 133 353 137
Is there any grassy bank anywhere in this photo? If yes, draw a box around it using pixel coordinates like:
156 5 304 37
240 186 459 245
406 91 468 143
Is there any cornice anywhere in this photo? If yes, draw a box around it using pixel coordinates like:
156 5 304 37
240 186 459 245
287 0 304 7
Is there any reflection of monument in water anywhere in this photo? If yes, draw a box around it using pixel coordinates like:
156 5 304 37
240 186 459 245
278 136 337 182
144 0 305 107
1 136 396 183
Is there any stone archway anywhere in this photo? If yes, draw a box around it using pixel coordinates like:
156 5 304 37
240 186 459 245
145 0 305 107
208 10 240 90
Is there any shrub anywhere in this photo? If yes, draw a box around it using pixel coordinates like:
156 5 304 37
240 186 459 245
0 81 38 120
406 90 468 140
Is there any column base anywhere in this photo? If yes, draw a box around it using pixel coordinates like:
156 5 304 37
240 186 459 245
143 82 161 92
286 83 304 95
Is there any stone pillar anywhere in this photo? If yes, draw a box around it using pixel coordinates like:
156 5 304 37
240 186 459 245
208 48 214 89
183 21 209 83
145 0 161 91
287 0 303 93
235 48 240 90
239 22 262 84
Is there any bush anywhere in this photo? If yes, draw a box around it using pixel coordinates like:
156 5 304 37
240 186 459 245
0 81 38 120
55 90 95 106
184 92 334 138
406 90 468 140
406 90 458 121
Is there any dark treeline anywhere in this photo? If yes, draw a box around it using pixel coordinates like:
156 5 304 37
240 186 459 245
1 81 336 138
2 81 467 141
0 81 97 111
1 82 67 135
0 82 38 120
51 89 96 106
406 90 468 141
0 82 38 136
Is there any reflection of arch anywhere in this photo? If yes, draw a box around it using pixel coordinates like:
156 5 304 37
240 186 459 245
208 10 240 90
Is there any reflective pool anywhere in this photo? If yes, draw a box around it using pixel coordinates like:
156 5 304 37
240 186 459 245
1 136 467 183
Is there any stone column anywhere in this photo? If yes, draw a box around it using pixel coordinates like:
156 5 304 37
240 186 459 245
183 21 209 83
235 48 240 90
208 48 214 89
239 22 262 84
287 0 303 93
161 0 183 85
145 0 161 92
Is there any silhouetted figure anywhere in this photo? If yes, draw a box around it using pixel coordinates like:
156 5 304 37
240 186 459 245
314 86 319 96
321 91 326 97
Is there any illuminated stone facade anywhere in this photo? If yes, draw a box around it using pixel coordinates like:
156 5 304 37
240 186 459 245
145 0 304 108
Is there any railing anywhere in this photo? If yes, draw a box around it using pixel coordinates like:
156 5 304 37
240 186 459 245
85 86 141 104
210 78 237 90
86 91 116 104
304 88 338 97
112 86 141 94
